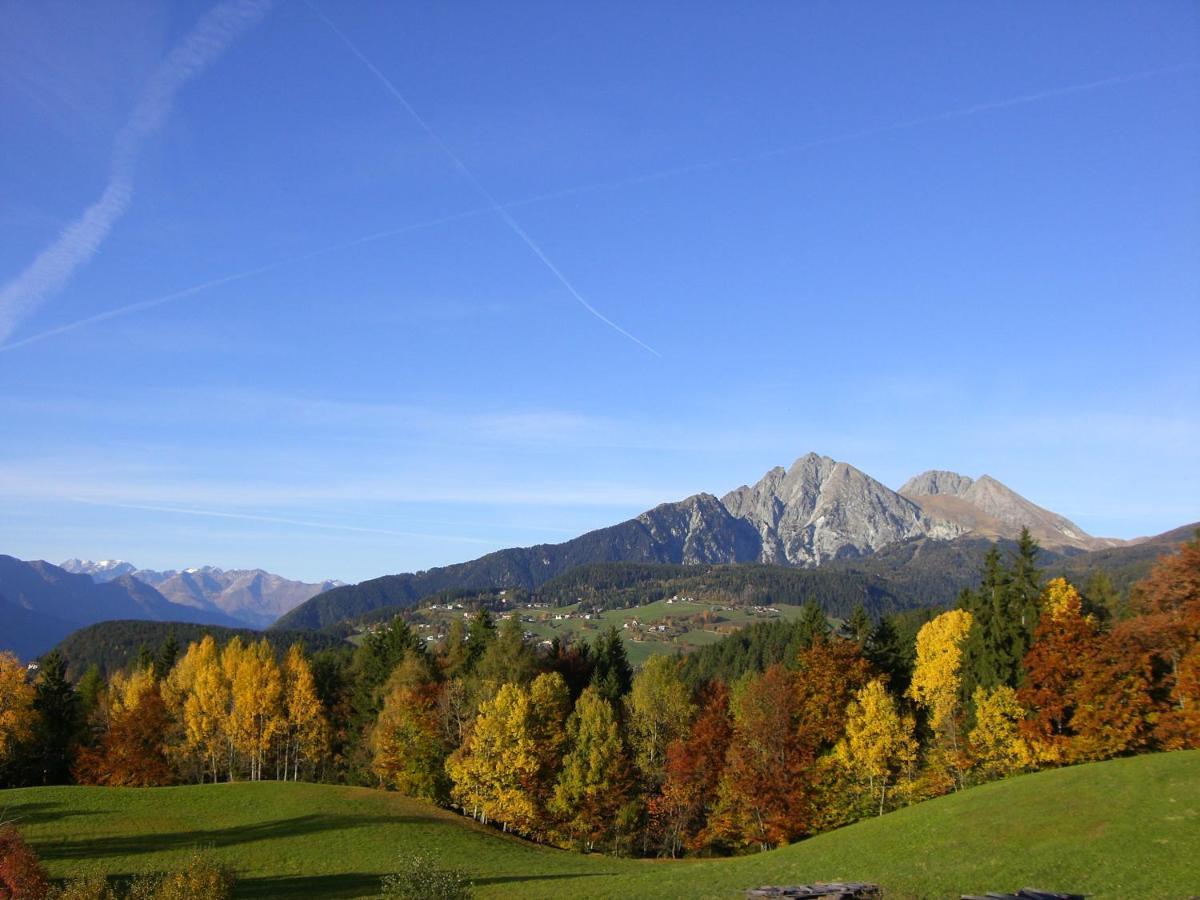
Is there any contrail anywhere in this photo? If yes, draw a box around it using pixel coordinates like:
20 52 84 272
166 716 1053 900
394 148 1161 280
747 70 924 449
0 206 494 353
2 59 1193 354
0 0 273 346
303 0 662 358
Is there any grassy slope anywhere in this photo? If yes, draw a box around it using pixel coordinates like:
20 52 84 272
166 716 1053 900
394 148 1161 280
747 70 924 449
2 752 1196 899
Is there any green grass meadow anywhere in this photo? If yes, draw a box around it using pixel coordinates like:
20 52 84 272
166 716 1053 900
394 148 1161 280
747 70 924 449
2 751 1196 899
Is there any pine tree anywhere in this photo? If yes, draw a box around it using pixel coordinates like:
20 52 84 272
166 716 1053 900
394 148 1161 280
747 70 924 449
590 626 633 705
795 601 830 649
475 615 537 689
846 605 872 646
29 650 79 784
465 609 496 672
441 617 469 676
154 630 180 682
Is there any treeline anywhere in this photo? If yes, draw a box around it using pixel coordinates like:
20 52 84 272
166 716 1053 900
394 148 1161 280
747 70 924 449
51 620 345 679
0 530 1195 859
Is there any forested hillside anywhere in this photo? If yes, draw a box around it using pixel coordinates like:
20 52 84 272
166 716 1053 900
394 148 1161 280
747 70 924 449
51 620 346 678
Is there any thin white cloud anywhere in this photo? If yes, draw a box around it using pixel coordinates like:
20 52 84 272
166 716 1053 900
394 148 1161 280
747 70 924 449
65 496 495 545
0 0 273 344
304 0 662 358
3 61 1192 353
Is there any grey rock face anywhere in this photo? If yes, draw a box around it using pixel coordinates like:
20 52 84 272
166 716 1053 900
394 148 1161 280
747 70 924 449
899 469 1110 550
722 453 965 567
636 493 762 565
898 470 976 498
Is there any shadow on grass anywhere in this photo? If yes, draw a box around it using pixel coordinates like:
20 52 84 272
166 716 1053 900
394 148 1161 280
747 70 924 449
236 872 384 899
236 871 619 899
472 872 620 885
34 813 414 860
1 801 110 825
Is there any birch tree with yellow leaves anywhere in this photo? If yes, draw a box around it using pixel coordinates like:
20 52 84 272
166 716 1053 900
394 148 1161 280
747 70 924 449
282 644 328 781
835 678 917 817
0 652 36 764
907 608 973 791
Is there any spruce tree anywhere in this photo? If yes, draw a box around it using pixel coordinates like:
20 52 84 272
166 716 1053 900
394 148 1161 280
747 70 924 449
465 609 496 671
154 630 180 681
30 651 79 784
590 626 633 705
846 604 872 646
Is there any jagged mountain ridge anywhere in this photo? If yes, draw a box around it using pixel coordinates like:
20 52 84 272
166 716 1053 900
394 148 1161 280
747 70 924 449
60 561 343 629
0 556 242 660
277 452 1109 631
722 454 966 565
899 469 1121 551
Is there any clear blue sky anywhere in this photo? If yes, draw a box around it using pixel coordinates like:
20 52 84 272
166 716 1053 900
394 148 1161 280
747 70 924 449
1 1 1197 583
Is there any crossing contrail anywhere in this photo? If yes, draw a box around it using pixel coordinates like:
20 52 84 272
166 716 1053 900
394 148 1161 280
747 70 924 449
1 54 1192 354
303 0 662 358
0 0 274 346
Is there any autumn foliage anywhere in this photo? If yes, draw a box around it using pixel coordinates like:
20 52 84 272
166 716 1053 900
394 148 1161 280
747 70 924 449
2 530 1197 862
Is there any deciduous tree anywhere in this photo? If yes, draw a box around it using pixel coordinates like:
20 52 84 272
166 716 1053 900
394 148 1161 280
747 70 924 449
835 678 917 817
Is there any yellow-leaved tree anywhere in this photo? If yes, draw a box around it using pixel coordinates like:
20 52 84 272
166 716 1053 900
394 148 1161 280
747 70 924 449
185 636 231 782
227 639 284 781
907 608 973 791
835 678 916 817
446 681 542 834
0 651 36 763
967 685 1032 781
282 644 328 781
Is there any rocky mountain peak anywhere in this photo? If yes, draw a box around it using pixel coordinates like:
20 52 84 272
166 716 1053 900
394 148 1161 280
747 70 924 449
899 470 976 498
722 454 964 566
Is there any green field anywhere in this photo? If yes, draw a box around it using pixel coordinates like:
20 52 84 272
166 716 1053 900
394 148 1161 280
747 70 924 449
3 752 1196 899
402 597 814 666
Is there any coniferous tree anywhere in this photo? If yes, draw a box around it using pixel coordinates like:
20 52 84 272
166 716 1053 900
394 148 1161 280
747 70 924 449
846 605 872 646
475 615 537 689
154 630 180 681
29 650 79 784
590 626 633 706
465 609 496 672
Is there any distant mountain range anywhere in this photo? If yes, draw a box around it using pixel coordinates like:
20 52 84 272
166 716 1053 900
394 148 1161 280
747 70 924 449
59 560 342 629
0 557 241 660
275 452 1146 631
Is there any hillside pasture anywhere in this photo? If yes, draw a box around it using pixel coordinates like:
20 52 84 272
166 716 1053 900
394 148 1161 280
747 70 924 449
2 751 1195 898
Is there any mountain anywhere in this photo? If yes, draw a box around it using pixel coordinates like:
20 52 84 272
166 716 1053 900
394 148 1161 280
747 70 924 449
278 452 1118 632
899 470 1121 551
61 561 342 628
0 556 242 660
274 492 766 630
59 559 136 581
722 454 965 565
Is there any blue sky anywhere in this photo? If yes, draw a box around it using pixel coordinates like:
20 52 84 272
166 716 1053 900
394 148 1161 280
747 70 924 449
1 1 1197 583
